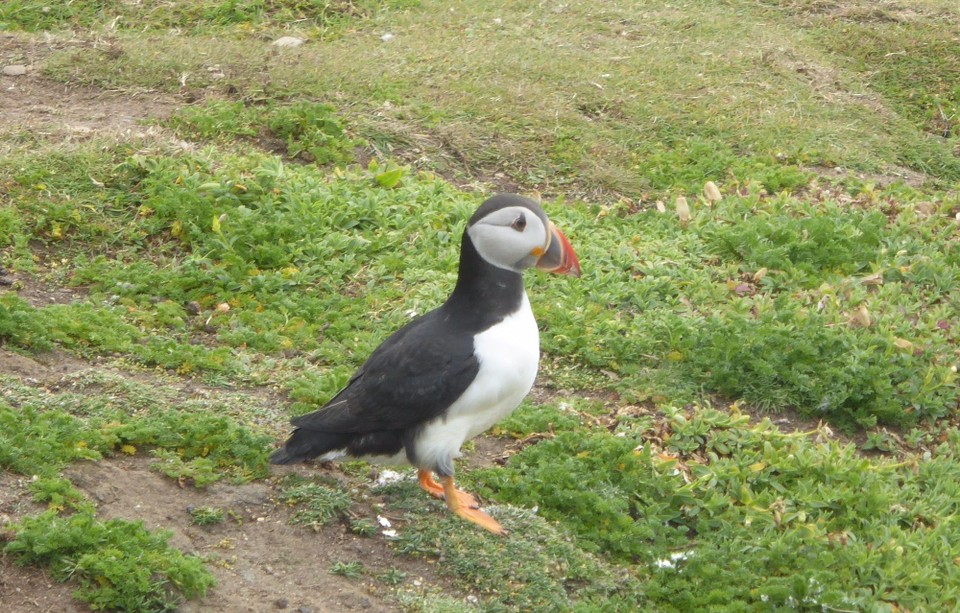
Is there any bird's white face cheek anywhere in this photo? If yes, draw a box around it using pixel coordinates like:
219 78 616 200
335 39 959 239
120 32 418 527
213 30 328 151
467 207 548 273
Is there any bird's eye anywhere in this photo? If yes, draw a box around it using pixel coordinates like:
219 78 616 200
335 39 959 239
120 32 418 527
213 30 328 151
511 213 527 232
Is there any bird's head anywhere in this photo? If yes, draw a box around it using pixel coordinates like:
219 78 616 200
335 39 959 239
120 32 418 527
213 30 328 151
466 194 581 277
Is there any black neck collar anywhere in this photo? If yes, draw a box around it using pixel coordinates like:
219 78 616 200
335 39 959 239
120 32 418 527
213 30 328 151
442 229 525 330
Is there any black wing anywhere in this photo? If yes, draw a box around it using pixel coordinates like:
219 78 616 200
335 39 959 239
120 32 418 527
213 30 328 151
290 310 480 434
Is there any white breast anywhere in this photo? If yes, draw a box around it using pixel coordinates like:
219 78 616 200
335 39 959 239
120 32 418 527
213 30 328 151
413 292 540 473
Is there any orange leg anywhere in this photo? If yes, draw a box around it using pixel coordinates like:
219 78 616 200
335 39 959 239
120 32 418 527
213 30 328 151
440 475 507 536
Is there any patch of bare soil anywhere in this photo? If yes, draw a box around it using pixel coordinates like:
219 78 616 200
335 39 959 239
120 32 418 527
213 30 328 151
0 347 90 384
61 458 428 613
1 266 89 309
806 163 929 189
0 33 181 141
0 560 87 613
776 0 954 23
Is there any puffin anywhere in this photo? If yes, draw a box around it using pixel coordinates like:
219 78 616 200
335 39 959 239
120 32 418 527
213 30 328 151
270 194 581 535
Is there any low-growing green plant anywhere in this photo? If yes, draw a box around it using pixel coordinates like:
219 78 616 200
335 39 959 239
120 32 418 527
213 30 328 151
0 403 109 477
167 101 356 166
477 430 691 560
0 294 59 352
477 404 960 610
113 410 272 485
379 479 644 610
280 474 352 531
0 390 270 487
862 430 898 453
379 568 406 586
679 307 956 428
330 560 364 579
188 505 225 526
151 450 221 487
349 517 378 537
491 400 582 438
0 293 235 374
0 206 24 247
28 477 95 513
4 508 215 611
704 197 886 283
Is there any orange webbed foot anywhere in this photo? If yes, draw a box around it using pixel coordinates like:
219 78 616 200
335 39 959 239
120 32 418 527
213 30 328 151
440 476 507 536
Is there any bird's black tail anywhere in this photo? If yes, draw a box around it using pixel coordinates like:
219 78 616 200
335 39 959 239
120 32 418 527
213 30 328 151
269 429 351 465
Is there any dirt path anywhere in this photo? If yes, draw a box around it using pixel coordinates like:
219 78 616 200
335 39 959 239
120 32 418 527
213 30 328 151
1 33 178 140
64 459 415 613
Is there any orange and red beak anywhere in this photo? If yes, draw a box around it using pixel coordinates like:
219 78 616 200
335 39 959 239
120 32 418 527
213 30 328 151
535 222 581 277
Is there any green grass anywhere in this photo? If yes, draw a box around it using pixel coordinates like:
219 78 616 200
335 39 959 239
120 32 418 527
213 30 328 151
2 0 960 611
378 479 644 610
3 132 960 610
476 404 960 610
167 100 358 166
25 0 960 198
5 142 957 428
0 0 418 35
765 0 960 136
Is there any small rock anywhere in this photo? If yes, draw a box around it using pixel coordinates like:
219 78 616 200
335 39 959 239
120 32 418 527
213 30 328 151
272 36 305 48
2 65 27 76
381 33 395 42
